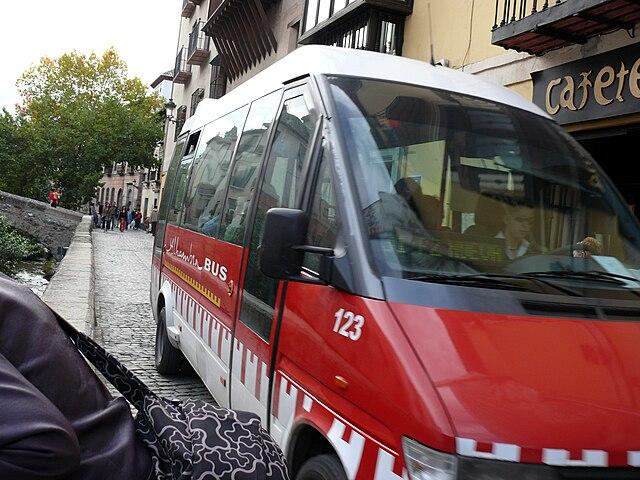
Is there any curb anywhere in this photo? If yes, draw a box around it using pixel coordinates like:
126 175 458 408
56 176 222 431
42 215 94 334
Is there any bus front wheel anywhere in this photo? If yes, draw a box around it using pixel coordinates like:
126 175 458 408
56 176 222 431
296 454 347 480
155 306 184 375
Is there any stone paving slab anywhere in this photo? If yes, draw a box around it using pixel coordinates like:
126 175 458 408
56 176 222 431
92 228 214 402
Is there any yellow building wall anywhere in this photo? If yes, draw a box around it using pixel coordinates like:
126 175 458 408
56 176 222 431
403 0 534 101
404 1 505 68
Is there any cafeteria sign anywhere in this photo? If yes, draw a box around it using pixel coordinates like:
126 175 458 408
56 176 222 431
532 43 640 125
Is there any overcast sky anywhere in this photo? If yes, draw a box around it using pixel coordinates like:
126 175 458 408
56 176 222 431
0 0 182 113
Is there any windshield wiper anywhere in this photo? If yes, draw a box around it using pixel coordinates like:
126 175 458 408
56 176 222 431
524 270 640 286
408 274 528 291
408 272 584 297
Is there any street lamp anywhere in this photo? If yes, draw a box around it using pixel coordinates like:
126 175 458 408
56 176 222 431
165 99 177 124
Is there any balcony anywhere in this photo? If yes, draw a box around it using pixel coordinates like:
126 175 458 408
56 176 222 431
300 0 412 44
187 21 210 65
182 0 196 18
492 0 640 55
174 47 192 85
202 0 279 80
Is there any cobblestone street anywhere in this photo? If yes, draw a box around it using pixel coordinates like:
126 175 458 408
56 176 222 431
91 228 213 402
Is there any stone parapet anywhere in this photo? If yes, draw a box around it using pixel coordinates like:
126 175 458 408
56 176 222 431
42 215 95 334
0 190 83 260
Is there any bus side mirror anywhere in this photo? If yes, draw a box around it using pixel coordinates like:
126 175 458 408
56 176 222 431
260 208 309 280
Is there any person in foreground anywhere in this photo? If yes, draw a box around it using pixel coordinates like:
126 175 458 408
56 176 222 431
0 274 152 480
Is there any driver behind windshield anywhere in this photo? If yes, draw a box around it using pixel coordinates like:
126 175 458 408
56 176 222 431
495 203 540 260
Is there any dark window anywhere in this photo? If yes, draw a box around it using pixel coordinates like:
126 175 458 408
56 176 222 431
219 90 283 245
182 106 248 235
288 20 301 53
209 57 227 100
175 105 187 141
304 1 404 55
184 130 201 157
238 91 316 340
167 156 194 225
167 132 200 225
304 153 340 271
190 88 205 116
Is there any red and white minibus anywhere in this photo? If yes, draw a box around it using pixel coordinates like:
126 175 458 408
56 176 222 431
152 46 640 479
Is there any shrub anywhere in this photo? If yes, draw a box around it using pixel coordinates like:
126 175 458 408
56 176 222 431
0 216 44 273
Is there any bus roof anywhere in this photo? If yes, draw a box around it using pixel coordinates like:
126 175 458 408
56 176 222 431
182 45 548 135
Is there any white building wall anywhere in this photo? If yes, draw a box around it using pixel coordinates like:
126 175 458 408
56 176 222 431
163 0 218 174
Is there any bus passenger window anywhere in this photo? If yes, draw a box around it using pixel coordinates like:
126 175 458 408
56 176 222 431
167 135 198 226
239 92 316 340
304 155 340 272
218 90 282 245
181 106 248 236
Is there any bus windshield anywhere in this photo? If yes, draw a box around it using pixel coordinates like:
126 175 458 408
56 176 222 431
329 76 640 292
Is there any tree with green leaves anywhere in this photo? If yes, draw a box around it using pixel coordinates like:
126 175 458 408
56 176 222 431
12 49 164 209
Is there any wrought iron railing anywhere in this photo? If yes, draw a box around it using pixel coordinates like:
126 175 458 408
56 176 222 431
493 0 565 29
174 47 192 76
188 21 209 59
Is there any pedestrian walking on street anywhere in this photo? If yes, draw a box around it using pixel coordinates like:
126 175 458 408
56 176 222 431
90 203 100 228
119 207 128 232
134 209 142 229
150 207 159 236
111 206 118 231
103 203 113 232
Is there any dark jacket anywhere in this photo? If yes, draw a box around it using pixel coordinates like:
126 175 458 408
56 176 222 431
0 275 152 480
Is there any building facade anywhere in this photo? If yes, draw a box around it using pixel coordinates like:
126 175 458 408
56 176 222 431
161 0 640 214
162 0 228 175
96 163 142 209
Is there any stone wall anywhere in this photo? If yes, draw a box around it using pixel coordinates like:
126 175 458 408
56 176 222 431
0 190 84 260
42 215 94 334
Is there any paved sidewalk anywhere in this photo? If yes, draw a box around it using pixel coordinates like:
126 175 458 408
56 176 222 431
92 228 213 402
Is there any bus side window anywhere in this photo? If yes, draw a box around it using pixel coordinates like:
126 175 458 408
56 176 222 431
239 92 316 340
219 90 283 245
154 138 186 255
304 153 340 273
181 106 248 236
167 131 201 225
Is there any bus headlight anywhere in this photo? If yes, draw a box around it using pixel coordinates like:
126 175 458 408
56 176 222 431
402 438 457 480
403 438 555 479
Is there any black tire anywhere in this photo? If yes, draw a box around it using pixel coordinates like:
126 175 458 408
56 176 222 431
296 454 348 480
155 306 184 375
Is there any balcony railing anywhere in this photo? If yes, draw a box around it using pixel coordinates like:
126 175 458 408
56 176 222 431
492 0 640 55
174 47 192 84
187 21 210 65
493 0 563 29
182 0 196 18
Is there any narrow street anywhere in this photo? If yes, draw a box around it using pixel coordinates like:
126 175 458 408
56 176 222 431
91 228 213 402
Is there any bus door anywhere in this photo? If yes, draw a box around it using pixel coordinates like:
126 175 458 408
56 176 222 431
228 85 319 426
152 136 186 296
